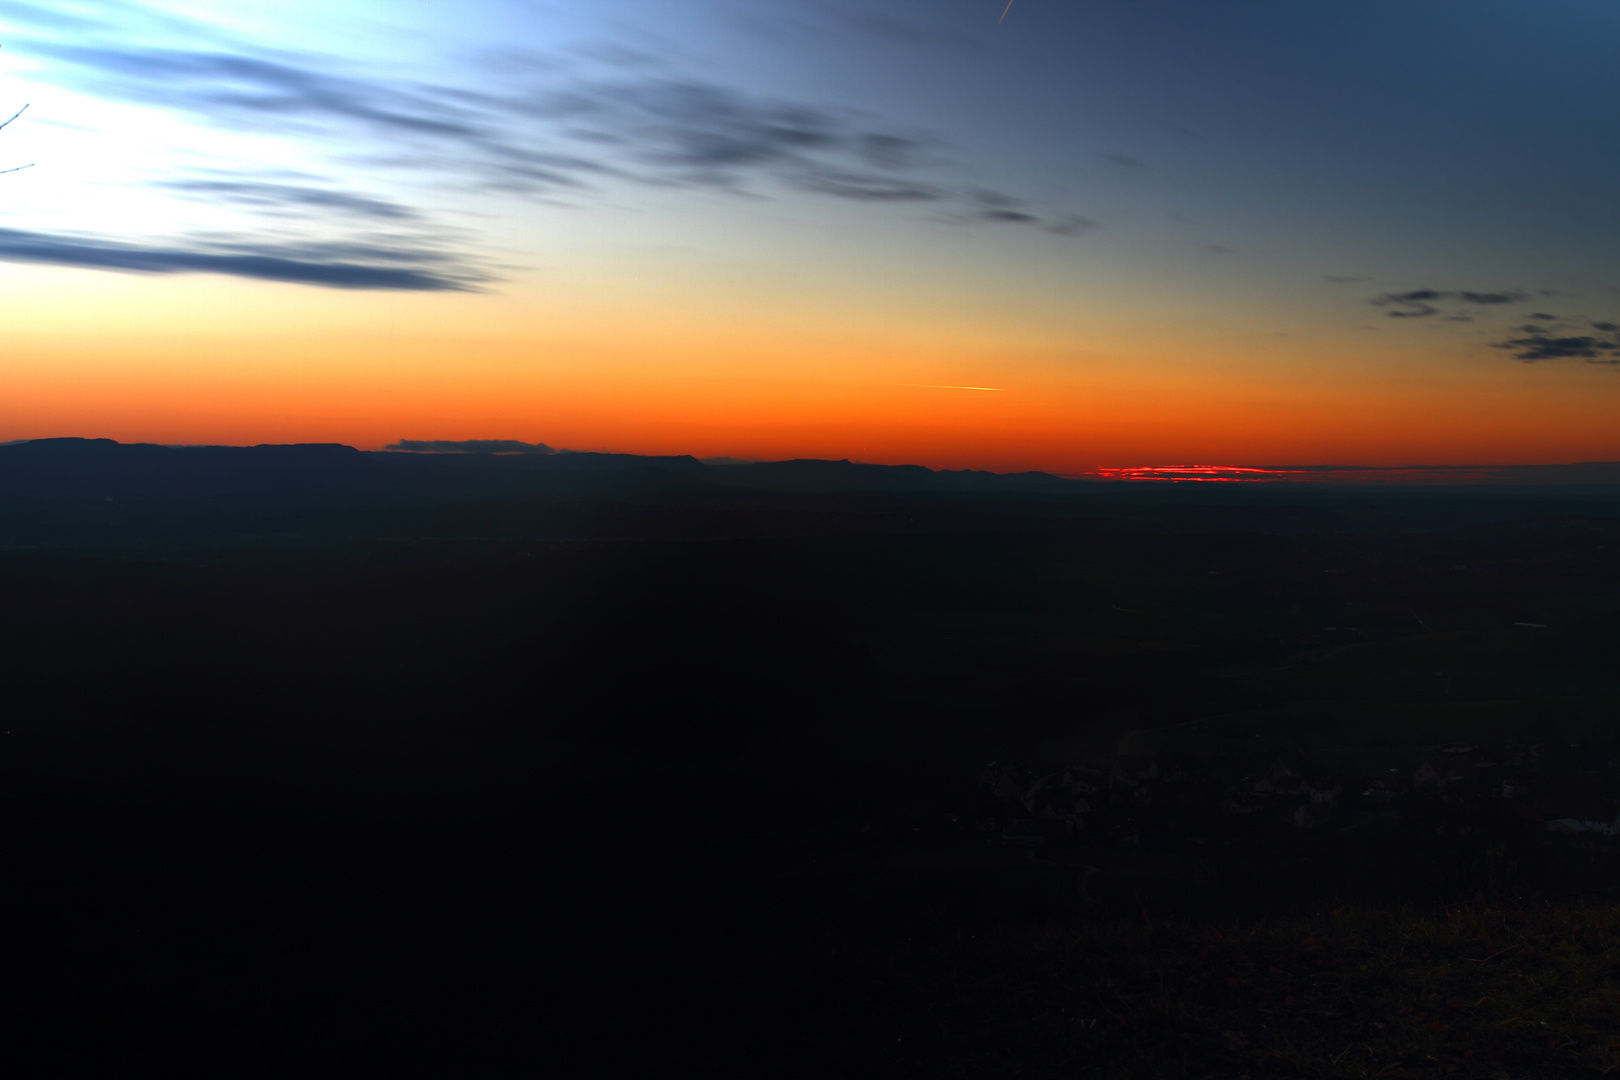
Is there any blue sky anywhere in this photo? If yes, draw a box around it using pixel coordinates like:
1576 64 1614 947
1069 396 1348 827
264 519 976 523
3 1 1618 464
7 0 1614 291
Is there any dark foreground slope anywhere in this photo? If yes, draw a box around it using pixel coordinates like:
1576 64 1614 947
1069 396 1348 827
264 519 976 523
5 439 1620 1074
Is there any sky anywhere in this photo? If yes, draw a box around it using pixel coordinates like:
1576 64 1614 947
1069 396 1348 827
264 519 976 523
2 0 1618 471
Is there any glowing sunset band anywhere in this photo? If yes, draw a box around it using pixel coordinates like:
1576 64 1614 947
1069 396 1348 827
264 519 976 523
1091 465 1288 482
1087 464 1620 484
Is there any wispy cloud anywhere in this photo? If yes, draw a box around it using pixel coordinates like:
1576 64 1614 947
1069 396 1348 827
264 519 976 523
20 24 1094 233
1368 288 1527 319
1363 288 1618 366
155 178 420 221
789 1 990 51
3 3 1101 293
1493 318 1620 364
0 227 486 290
1047 215 1101 236
964 188 1094 234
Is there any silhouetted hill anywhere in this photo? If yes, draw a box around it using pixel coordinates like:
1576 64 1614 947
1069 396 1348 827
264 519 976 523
702 457 1072 493
0 439 1094 549
0 438 1069 502
371 447 1073 492
368 448 713 478
0 437 369 498
7 436 1620 1074
6 439 1620 555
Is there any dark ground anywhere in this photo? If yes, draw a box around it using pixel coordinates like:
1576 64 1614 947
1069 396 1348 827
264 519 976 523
5 440 1620 1075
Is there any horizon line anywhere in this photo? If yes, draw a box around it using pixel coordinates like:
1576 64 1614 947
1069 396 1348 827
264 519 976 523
5 436 1620 484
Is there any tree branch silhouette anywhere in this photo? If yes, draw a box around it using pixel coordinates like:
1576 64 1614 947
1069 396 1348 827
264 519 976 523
2 44 33 175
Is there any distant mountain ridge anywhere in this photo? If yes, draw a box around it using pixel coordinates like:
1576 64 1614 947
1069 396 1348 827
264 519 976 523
371 447 1074 492
0 438 1076 498
0 438 370 499
5 440 1620 502
5 438 1620 553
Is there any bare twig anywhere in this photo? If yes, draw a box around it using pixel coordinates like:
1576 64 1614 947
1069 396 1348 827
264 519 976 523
1 93 31 174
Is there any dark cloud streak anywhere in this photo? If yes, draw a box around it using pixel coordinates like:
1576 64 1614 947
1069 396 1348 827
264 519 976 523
0 227 486 290
792 170 941 201
1493 319 1620 363
1362 287 1620 368
28 36 1093 234
1369 288 1527 318
157 179 420 220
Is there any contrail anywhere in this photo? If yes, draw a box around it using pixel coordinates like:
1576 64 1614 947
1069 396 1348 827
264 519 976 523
1000 0 1016 22
902 384 1007 392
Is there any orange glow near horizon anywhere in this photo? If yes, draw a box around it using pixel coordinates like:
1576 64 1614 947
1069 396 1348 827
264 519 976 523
7 329 1620 473
6 3 1620 477
4 261 1620 474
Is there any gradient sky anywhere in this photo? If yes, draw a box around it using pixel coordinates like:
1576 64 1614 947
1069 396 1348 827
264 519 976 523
3 0 1619 471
